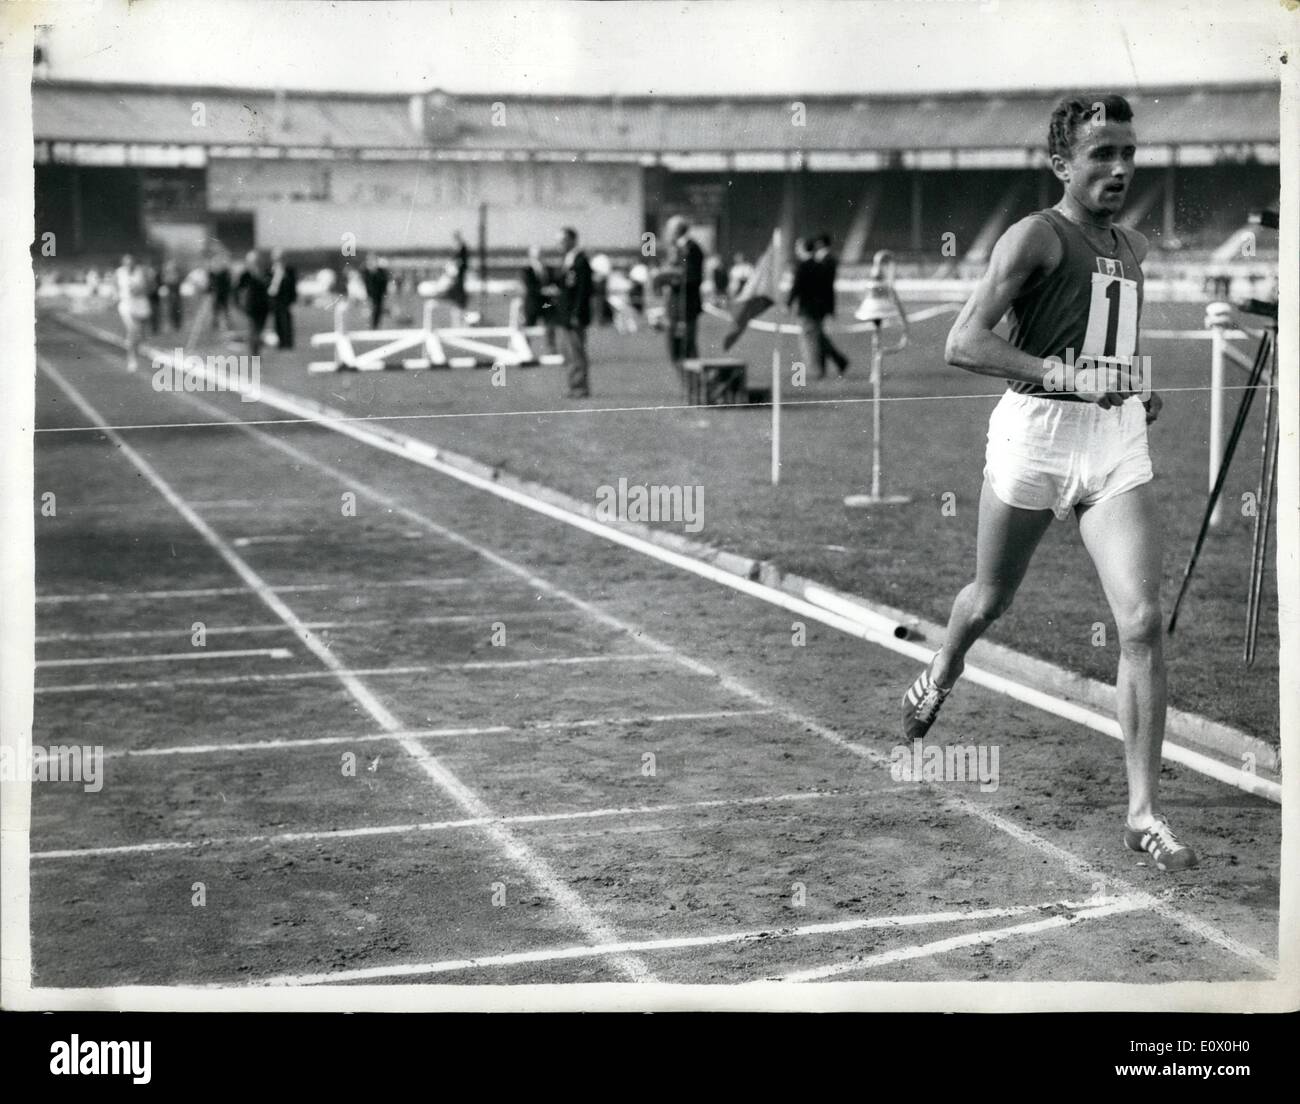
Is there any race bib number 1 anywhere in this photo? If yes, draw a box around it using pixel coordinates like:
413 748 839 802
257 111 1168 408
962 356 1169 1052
1082 268 1138 359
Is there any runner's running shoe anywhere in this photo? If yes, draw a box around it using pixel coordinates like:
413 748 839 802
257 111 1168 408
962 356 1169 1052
901 659 952 740
1123 817 1199 872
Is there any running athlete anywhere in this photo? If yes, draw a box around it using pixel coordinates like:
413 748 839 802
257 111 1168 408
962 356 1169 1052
114 253 150 373
900 94 1197 872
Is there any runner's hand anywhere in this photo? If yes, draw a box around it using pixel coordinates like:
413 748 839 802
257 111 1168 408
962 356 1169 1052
1073 356 1132 409
1142 391 1162 424
1073 380 1128 409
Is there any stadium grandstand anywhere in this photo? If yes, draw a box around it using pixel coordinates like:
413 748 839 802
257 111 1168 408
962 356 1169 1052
33 80 1280 276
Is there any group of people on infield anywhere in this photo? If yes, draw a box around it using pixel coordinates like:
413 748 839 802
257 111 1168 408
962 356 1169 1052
113 247 300 371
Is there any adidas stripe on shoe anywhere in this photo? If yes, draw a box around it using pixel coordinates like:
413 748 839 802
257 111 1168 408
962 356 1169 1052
1123 817 1199 872
901 660 952 741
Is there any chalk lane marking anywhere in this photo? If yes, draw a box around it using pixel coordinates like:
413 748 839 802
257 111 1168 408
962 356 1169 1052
36 355 658 985
36 653 668 694
36 578 476 604
242 896 1131 986
35 611 581 643
36 647 292 668
92 708 775 760
779 898 1147 982
31 786 846 861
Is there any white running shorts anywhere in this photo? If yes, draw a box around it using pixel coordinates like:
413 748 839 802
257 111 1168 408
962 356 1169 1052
983 391 1153 521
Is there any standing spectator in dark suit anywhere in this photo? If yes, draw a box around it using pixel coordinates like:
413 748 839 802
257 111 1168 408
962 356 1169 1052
160 258 183 332
235 250 271 357
659 215 705 365
710 253 729 300
787 237 815 302
268 248 298 350
812 233 849 375
520 244 558 355
209 252 233 332
789 234 849 378
145 260 163 335
555 226 592 398
362 253 389 330
449 231 470 321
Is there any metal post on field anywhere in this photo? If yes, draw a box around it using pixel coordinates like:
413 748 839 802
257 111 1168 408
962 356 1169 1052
1206 300 1231 527
771 227 783 487
869 325 884 499
477 202 488 316
845 249 911 508
771 344 781 486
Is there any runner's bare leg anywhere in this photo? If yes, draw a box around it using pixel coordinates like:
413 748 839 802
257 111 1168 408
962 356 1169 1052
1076 481 1166 828
930 478 1054 689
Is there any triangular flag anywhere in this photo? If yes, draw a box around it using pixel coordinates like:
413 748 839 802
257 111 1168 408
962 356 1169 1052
723 232 778 351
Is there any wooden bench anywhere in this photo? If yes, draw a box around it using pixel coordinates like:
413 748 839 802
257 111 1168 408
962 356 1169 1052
680 358 747 405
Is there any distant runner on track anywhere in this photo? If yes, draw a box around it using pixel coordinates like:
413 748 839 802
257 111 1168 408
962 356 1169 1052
114 253 150 373
900 93 1197 873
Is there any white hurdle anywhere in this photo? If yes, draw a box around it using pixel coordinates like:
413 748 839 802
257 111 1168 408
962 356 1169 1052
310 300 564 373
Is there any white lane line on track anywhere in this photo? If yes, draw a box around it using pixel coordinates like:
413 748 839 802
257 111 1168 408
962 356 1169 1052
36 355 657 985
36 647 292 668
239 896 1131 986
36 652 669 695
779 898 1148 982
36 611 579 643
96 708 776 759
36 578 476 604
167 392 1280 979
231 535 307 547
31 786 846 861
32 498 323 513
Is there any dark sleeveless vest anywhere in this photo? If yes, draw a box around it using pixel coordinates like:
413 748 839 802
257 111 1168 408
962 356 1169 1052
1007 207 1144 398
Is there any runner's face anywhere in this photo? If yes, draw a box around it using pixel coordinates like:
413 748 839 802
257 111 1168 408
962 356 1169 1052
1063 120 1137 216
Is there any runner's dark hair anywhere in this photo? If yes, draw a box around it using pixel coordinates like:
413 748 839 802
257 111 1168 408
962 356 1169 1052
1049 94 1133 160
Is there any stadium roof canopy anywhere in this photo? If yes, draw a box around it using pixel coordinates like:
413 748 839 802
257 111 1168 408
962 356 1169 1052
32 80 1280 161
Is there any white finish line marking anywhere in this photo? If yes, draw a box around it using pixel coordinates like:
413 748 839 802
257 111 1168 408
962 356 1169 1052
240 896 1131 986
779 897 1147 982
95 708 775 760
35 652 667 694
36 647 292 668
168 391 1277 978
36 355 658 986
31 785 842 861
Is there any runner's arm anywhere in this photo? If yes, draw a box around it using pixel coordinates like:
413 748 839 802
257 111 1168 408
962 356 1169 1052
944 218 1063 390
